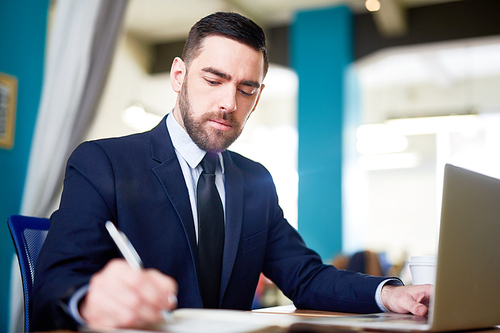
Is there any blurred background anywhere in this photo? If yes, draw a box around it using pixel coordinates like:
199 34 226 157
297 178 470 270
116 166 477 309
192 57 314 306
90 0 500 266
1 0 500 330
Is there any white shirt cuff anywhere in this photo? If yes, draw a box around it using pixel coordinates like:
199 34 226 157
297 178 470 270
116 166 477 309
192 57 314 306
375 278 404 312
68 284 89 327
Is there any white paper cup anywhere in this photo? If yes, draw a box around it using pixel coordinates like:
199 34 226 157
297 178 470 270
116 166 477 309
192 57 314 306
408 256 437 285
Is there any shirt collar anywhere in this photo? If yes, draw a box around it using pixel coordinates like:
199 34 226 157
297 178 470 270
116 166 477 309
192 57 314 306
166 112 224 173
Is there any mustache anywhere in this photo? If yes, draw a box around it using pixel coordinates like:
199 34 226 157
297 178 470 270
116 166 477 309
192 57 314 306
202 111 238 125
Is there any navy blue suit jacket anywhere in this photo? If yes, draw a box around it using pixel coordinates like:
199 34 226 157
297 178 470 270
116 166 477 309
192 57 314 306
33 117 388 331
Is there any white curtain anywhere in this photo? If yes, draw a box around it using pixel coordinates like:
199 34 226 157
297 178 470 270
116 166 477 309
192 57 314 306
10 1 128 332
21 0 128 217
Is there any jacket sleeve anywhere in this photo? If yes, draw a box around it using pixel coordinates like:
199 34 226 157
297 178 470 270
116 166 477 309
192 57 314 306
32 142 119 331
260 176 389 314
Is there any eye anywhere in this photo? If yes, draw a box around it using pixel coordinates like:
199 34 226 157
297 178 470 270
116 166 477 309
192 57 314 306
205 79 220 86
239 86 259 97
239 89 253 97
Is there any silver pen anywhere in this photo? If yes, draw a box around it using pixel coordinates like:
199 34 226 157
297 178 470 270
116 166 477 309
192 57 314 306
105 221 175 323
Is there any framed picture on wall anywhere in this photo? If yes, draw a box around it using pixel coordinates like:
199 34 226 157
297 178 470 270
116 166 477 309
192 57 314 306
0 72 18 149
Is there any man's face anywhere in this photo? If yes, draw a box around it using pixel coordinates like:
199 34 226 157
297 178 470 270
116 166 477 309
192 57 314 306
171 35 265 152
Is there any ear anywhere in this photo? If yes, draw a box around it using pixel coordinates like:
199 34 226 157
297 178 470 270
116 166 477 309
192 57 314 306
251 84 265 112
170 57 186 93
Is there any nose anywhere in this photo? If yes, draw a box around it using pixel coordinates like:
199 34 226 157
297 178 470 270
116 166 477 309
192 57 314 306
218 86 237 113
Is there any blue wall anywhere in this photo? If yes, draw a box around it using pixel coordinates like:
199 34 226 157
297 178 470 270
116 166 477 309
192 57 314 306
0 0 49 331
292 6 353 261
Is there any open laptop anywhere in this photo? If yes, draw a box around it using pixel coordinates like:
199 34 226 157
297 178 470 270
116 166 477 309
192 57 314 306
300 164 500 332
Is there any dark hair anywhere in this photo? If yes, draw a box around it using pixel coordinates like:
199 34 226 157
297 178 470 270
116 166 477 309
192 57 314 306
182 12 269 76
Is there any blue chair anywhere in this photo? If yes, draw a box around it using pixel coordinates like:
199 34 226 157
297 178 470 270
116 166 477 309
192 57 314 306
7 215 50 333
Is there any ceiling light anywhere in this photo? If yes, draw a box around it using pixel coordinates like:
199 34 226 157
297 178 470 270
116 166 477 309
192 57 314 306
386 114 480 136
356 124 408 155
358 153 421 171
365 0 381 12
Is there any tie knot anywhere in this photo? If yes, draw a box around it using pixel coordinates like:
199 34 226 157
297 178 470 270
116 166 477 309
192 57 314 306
200 153 218 175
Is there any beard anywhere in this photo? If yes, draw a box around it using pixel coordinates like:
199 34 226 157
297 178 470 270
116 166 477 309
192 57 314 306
179 77 244 153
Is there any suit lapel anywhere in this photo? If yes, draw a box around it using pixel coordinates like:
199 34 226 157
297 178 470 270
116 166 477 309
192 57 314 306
149 118 199 270
148 117 245 305
220 151 244 300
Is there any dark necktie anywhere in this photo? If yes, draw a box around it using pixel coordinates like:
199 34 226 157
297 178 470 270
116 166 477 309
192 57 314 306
197 152 224 308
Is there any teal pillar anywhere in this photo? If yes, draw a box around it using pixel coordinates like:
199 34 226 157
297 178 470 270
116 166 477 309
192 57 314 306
292 6 352 260
0 0 49 331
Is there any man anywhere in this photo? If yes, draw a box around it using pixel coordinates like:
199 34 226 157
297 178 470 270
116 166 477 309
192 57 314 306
33 12 431 331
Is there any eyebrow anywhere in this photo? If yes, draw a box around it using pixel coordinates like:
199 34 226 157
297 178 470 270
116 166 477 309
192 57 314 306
202 67 261 89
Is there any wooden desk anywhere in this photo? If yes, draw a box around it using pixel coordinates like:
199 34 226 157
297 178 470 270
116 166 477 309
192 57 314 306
254 305 500 333
41 306 500 333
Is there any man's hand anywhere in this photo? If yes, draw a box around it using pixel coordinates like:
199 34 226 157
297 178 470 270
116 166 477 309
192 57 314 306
80 259 178 328
381 284 432 316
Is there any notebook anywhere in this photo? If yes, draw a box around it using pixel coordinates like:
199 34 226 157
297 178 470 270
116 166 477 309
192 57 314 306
296 163 500 332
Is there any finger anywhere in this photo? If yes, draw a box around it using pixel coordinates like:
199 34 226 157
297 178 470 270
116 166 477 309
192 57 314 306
83 260 165 328
398 286 431 316
91 281 163 328
115 271 172 325
168 294 178 309
411 303 428 317
114 268 177 323
127 272 163 308
82 281 140 327
146 269 179 310
410 285 431 316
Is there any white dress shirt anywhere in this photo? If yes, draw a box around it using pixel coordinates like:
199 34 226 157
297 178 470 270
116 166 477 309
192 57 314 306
166 112 226 242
